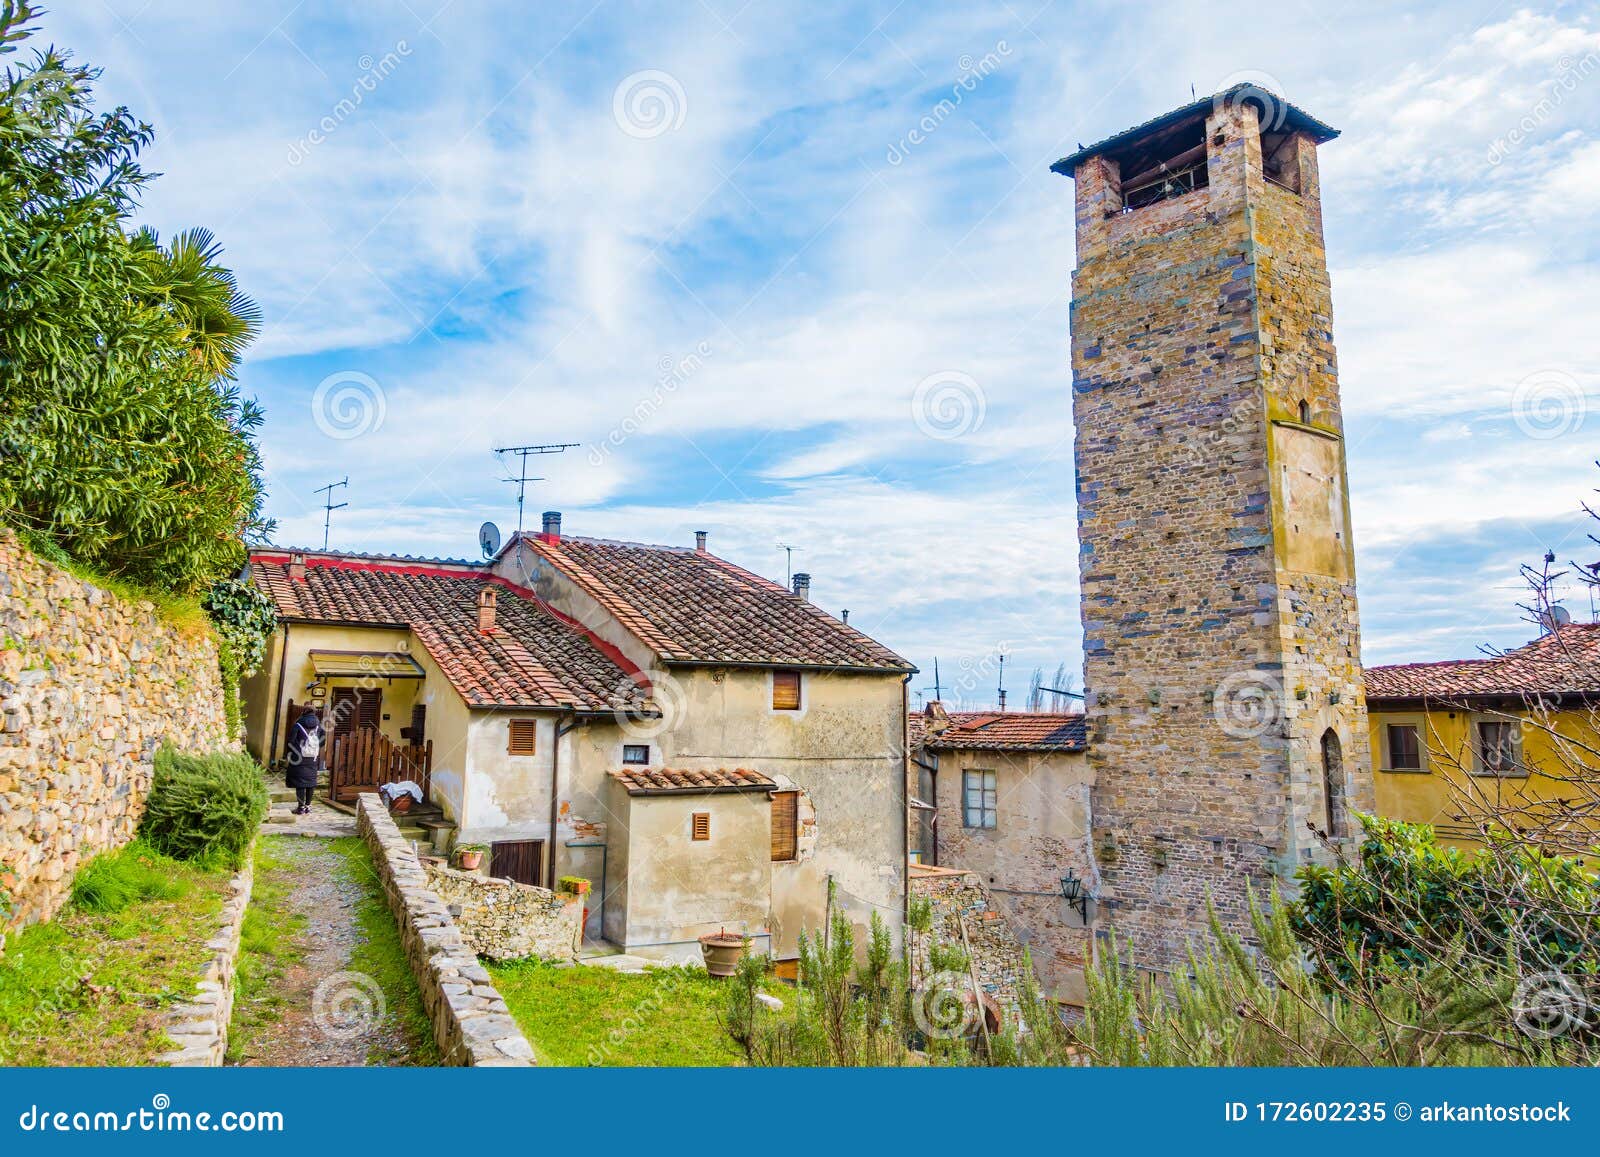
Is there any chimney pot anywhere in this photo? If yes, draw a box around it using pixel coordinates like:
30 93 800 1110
792 572 811 602
841 609 849 624
695 530 708 552
477 586 498 633
289 552 306 582
541 511 561 542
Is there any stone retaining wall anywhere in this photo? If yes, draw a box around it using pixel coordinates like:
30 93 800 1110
156 855 254 1066
424 862 582 961
911 865 1032 1021
356 795 535 1066
0 530 230 948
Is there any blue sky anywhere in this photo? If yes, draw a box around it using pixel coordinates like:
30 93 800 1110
56 2 1600 706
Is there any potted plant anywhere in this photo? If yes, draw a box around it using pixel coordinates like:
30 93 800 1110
698 928 747 978
557 875 591 896
455 843 489 871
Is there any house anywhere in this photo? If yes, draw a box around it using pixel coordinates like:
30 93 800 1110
1365 622 1600 852
908 703 1096 1003
241 514 914 962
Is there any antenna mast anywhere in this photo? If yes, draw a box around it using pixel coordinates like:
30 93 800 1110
997 653 1007 713
313 477 348 551
777 543 802 586
493 442 578 537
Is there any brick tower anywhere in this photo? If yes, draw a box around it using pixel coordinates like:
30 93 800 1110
1055 87 1374 973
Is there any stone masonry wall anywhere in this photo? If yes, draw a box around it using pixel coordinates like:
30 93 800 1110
424 862 582 962
1069 100 1371 975
156 856 254 1066
910 865 1032 1024
0 530 230 946
356 796 535 1065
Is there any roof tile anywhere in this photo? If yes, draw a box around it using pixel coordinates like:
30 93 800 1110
1366 623 1600 701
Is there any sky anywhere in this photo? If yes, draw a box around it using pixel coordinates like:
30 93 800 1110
51 1 1600 707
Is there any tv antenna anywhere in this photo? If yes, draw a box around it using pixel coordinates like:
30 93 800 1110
777 543 803 586
313 477 348 551
493 442 578 537
997 652 1007 713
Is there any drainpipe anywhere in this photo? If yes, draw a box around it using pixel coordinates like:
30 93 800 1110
901 671 912 928
549 712 580 887
266 623 291 766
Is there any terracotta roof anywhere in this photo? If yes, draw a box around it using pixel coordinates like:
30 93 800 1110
607 766 777 795
920 711 1088 753
512 533 912 671
1366 624 1600 702
250 552 649 713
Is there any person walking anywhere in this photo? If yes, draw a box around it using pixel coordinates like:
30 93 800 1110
284 704 323 815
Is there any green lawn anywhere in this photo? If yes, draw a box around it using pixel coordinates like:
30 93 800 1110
489 959 788 1066
0 841 232 1065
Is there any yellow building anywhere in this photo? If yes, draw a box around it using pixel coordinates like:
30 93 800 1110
1366 622 1600 852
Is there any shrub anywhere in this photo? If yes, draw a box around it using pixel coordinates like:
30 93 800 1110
70 841 190 913
139 747 267 869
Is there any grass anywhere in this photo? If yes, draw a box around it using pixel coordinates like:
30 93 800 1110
226 836 438 1065
489 958 789 1066
0 841 231 1065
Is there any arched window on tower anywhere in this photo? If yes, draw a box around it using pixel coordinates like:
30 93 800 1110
1320 728 1344 839
1298 399 1311 424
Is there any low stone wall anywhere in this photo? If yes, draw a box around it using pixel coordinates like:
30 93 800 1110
911 865 1033 1020
156 856 254 1066
424 862 582 961
0 530 230 947
356 796 535 1066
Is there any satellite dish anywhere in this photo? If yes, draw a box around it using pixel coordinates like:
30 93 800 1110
478 521 502 559
1539 604 1573 634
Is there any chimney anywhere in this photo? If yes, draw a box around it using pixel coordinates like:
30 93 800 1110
792 572 811 602
289 552 306 583
695 530 708 553
541 511 561 542
841 609 849 625
477 586 498 634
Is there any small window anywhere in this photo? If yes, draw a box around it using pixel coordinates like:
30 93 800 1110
622 744 650 765
963 770 997 829
1298 399 1311 424
507 719 538 756
772 670 801 711
691 812 711 841
771 790 799 861
1386 724 1422 771
1476 720 1520 775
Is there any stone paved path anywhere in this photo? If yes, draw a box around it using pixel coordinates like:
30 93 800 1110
261 782 357 839
228 837 416 1067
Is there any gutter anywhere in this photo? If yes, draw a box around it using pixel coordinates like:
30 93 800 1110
550 712 580 887
662 658 917 676
901 671 912 925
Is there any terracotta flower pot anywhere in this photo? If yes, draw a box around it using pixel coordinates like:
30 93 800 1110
699 930 745 978
457 850 484 871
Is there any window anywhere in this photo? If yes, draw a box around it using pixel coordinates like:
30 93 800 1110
507 719 537 756
771 790 799 861
691 812 711 841
772 670 802 711
963 770 997 829
622 744 650 765
1386 724 1422 771
1476 720 1520 775
1320 729 1345 839
1298 399 1311 424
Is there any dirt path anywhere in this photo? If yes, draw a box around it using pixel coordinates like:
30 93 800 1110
227 836 430 1066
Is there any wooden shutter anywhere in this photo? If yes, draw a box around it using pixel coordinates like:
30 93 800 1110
490 839 545 887
770 791 798 861
507 719 537 755
356 688 382 730
772 670 801 711
404 703 426 743
691 812 711 841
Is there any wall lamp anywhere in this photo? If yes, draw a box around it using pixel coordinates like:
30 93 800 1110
1060 869 1092 922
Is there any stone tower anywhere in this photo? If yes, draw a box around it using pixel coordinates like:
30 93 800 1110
1056 87 1374 973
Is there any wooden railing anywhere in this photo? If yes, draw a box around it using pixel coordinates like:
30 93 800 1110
328 727 432 804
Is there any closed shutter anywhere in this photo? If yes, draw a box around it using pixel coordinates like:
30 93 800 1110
772 670 801 711
770 791 798 861
507 719 537 755
691 812 711 841
490 839 545 887
405 703 427 743
356 688 382 730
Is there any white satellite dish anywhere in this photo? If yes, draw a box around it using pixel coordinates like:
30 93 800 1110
478 521 502 559
1538 604 1573 634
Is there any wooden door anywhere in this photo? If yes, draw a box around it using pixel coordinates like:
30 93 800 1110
490 839 545 887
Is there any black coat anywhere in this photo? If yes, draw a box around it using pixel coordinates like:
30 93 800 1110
284 710 323 788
